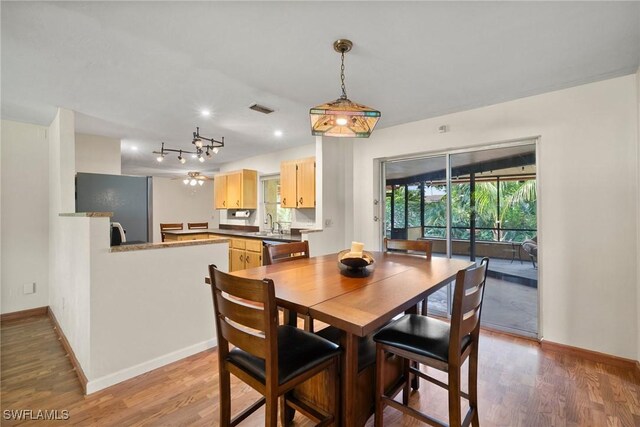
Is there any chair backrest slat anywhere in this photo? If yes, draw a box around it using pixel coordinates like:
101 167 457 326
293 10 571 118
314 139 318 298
188 222 208 229
214 271 271 302
450 258 489 351
215 291 266 332
160 223 184 242
384 238 432 260
265 241 310 265
218 316 267 358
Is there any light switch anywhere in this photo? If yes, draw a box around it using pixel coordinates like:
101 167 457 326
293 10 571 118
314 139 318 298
23 282 36 294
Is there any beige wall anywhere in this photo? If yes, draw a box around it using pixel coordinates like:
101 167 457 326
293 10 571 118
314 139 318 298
75 133 121 175
151 177 215 243
0 120 50 313
351 75 639 360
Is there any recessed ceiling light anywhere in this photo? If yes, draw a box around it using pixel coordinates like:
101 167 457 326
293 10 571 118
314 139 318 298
131 146 138 151
201 110 210 117
274 130 283 137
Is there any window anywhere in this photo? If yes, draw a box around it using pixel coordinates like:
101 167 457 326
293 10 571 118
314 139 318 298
262 176 292 228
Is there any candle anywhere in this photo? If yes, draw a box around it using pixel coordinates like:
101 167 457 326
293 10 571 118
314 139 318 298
350 241 364 258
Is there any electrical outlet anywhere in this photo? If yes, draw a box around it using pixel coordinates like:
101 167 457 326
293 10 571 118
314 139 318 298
23 282 36 294
325 219 333 227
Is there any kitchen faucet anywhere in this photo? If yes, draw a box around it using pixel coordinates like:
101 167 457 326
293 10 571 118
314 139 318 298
274 221 283 234
265 213 274 233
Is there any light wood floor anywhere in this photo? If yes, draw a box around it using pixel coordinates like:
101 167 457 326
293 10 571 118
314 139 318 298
1 315 639 426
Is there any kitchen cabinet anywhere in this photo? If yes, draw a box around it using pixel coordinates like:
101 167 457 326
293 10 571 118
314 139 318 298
214 175 227 209
280 157 315 208
213 169 257 210
229 238 263 272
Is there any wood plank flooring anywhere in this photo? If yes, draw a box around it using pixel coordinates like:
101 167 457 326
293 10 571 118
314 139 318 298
1 315 639 426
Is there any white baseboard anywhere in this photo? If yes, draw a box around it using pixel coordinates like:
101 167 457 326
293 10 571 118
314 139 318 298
86 338 217 394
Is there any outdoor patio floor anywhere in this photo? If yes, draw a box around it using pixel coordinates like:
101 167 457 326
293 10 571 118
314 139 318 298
429 254 538 336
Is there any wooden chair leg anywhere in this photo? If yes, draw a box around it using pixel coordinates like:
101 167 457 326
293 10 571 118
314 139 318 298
402 357 410 405
411 360 420 390
265 391 278 427
375 345 386 427
469 349 480 427
280 393 295 426
219 367 231 427
304 315 314 332
448 366 462 427
332 357 340 427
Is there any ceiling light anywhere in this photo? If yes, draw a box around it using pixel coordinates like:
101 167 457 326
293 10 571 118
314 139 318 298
201 110 210 117
274 130 283 137
131 146 138 151
181 171 210 186
310 39 381 138
153 127 224 165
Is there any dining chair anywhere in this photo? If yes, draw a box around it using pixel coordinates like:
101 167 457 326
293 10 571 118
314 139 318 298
264 241 314 332
384 238 433 312
187 222 208 229
265 241 310 264
208 265 341 427
373 258 490 427
159 223 183 242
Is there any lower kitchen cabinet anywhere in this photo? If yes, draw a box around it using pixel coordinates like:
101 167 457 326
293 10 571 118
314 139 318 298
229 238 263 272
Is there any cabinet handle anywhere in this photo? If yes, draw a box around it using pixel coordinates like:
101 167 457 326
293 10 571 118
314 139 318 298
299 197 303 205
283 198 286 206
236 200 240 207
223 200 225 207
239 254 244 262
245 255 250 263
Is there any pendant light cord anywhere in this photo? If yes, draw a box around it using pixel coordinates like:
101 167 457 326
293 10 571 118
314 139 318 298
340 51 347 99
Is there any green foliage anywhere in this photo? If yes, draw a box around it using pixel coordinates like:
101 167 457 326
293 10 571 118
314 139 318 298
386 179 537 243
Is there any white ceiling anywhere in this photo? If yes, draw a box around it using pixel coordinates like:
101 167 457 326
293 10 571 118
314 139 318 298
2 2 639 177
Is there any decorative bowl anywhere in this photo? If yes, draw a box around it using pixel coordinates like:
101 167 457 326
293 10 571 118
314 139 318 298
338 250 375 277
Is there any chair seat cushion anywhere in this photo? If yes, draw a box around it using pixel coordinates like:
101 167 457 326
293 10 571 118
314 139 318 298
373 314 471 363
227 325 340 385
315 326 377 371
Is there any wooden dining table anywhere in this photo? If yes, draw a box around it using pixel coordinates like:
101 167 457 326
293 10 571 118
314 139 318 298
207 251 472 426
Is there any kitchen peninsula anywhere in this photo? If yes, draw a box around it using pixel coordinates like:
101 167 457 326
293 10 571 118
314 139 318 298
53 212 229 394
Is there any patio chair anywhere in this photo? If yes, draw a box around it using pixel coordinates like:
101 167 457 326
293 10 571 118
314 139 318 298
521 237 538 268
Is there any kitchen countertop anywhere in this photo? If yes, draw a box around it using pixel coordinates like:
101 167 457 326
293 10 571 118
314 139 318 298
162 228 302 242
110 237 229 252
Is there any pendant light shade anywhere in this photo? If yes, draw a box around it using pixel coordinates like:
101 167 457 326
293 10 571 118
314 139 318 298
310 39 381 138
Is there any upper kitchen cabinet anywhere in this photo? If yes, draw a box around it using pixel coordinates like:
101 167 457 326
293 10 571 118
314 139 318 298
280 157 315 209
213 169 257 210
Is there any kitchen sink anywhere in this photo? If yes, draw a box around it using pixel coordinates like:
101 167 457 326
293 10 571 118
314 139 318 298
251 231 283 237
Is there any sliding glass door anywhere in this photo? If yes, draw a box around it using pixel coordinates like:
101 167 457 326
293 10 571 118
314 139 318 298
382 141 538 336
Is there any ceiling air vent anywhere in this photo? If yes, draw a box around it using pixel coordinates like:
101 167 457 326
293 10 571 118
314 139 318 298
249 103 275 114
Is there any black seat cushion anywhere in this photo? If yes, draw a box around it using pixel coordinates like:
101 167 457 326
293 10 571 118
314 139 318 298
227 325 340 385
315 326 377 371
373 314 471 363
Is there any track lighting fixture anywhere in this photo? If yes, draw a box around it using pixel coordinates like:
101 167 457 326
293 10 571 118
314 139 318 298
152 127 225 164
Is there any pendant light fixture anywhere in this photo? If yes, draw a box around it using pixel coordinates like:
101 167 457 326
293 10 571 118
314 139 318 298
309 39 381 138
